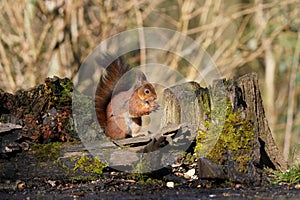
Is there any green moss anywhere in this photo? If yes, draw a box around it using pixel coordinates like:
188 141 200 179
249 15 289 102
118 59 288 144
128 155 165 184
44 76 73 109
139 177 163 185
55 157 74 175
195 96 255 173
183 152 197 164
194 121 210 157
209 110 254 173
128 173 163 185
177 152 197 166
129 155 151 182
73 156 107 175
32 142 62 161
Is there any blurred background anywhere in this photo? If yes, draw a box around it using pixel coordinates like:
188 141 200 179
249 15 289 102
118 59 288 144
0 0 299 163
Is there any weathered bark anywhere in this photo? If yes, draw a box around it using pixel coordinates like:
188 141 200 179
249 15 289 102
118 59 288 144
160 81 203 128
236 73 286 170
0 77 74 145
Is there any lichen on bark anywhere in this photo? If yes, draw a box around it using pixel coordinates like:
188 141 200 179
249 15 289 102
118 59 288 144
195 81 256 174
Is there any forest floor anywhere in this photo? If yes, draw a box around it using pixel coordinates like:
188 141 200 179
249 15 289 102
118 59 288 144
1 147 300 200
1 176 300 200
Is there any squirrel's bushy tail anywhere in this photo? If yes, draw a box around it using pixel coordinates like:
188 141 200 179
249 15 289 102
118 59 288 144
95 56 129 128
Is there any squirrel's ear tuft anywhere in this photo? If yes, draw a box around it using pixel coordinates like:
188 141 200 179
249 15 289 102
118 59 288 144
128 69 146 89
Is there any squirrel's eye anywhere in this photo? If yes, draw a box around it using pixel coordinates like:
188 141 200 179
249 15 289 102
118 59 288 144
144 89 150 94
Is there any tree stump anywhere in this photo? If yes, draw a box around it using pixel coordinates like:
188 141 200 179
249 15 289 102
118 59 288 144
159 73 286 184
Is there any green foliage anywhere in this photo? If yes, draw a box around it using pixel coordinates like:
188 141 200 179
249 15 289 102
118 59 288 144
73 156 107 175
270 165 300 185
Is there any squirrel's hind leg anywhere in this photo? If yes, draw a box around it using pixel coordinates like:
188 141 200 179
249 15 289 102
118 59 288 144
106 116 128 139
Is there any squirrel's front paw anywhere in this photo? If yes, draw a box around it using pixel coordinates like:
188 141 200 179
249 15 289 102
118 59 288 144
152 103 160 111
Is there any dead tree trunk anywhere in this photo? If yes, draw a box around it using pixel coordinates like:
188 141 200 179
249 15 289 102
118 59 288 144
236 73 286 170
160 73 286 184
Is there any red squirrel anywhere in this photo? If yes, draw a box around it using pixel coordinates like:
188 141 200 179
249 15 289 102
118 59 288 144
95 56 159 139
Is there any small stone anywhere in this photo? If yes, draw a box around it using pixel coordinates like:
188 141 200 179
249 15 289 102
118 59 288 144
57 184 64 189
17 181 26 191
19 142 30 151
47 180 56 187
205 182 212 189
73 192 85 198
235 184 243 189
174 172 184 177
91 180 98 184
222 192 232 197
191 175 198 180
171 163 181 168
184 168 195 179
124 179 136 183
166 182 174 188
295 184 300 189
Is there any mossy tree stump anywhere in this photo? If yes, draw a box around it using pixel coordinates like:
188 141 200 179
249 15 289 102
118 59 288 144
161 73 286 184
